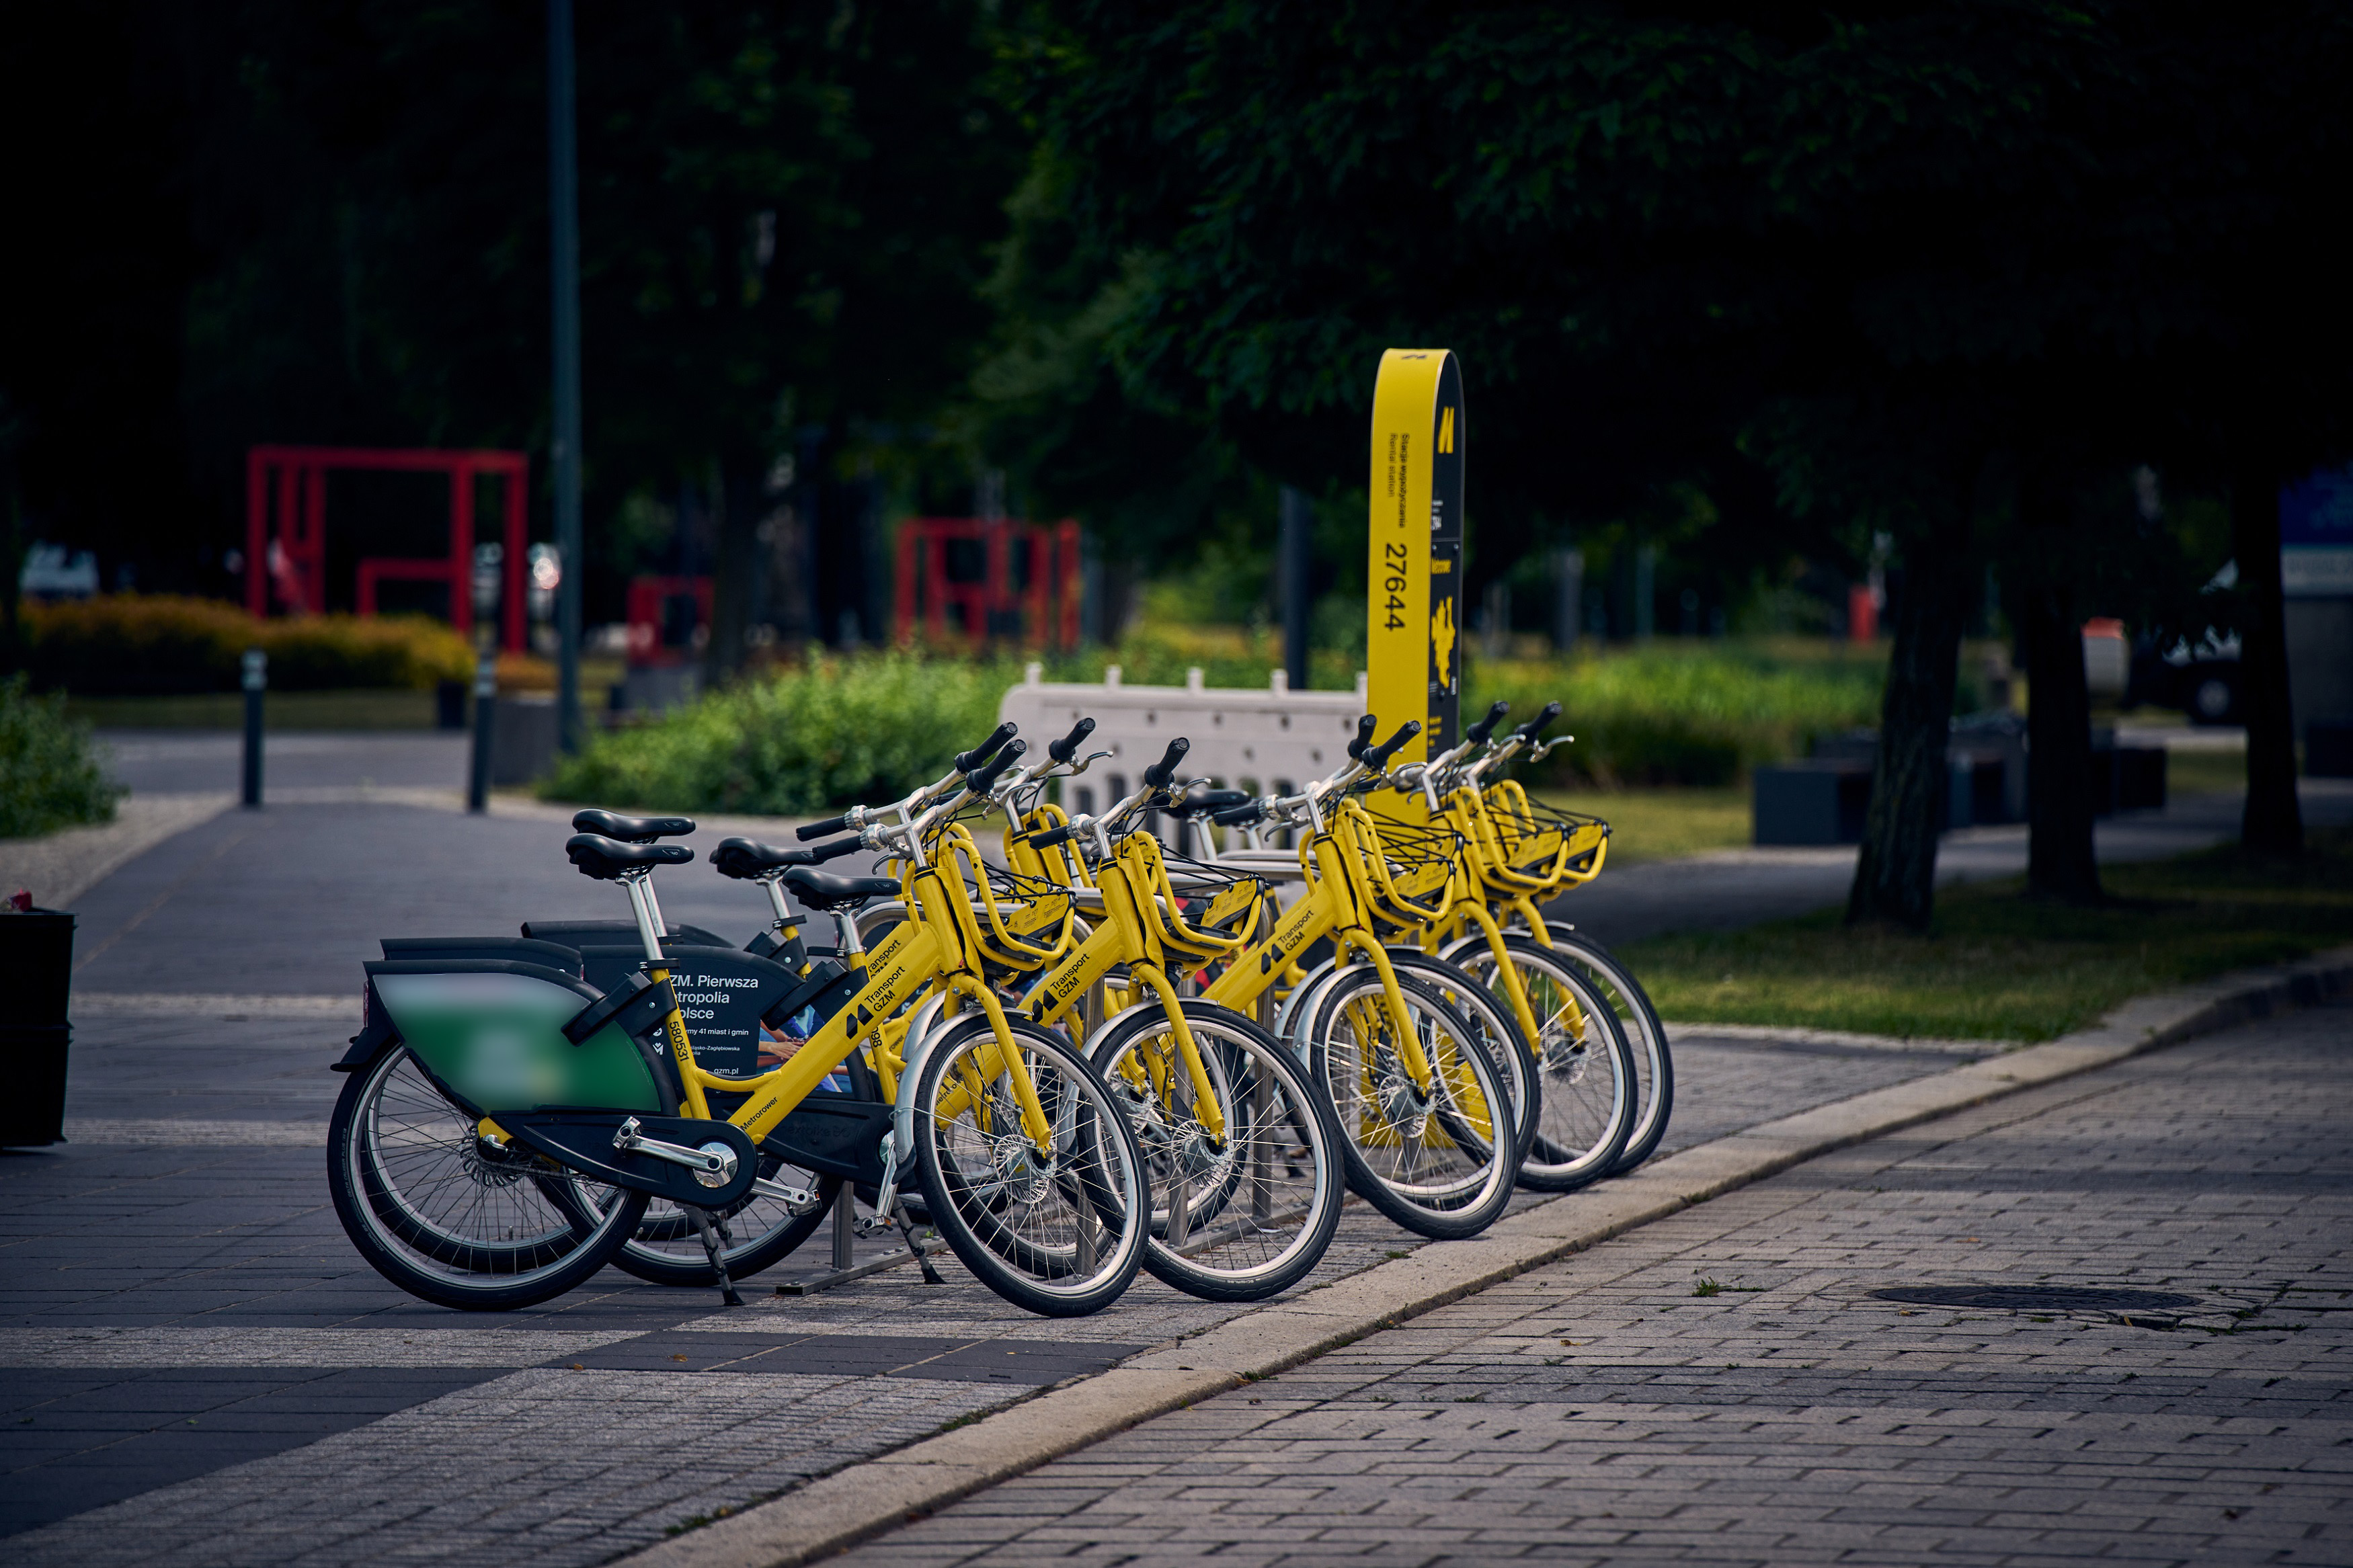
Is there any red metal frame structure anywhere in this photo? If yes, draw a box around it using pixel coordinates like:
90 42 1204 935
245 446 528 651
625 575 715 667
891 518 1082 650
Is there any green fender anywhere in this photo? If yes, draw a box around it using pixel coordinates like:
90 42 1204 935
367 961 666 1117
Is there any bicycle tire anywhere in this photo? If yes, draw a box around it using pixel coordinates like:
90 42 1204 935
1277 949 1540 1167
909 1014 1149 1317
328 1046 647 1311
1442 936 1637 1190
1470 928 1673 1174
1302 969 1517 1239
1088 999 1345 1302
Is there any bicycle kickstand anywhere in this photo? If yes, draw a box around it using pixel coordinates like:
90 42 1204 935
892 1200 946 1286
690 1207 746 1307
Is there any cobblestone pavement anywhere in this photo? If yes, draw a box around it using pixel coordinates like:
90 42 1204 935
8 733 2336 1564
0 1000 1971 1560
833 1000 2353 1567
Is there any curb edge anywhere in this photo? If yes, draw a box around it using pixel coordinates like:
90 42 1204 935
620 944 2353 1568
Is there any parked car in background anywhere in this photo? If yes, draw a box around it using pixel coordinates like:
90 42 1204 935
2128 626 2243 725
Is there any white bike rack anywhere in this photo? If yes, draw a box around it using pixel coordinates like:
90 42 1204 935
998 663 1369 813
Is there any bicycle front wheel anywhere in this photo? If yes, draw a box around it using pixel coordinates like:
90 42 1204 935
910 1014 1150 1317
1089 1000 1345 1302
1302 970 1517 1239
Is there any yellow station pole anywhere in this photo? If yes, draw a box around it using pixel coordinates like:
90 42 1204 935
1365 349 1466 819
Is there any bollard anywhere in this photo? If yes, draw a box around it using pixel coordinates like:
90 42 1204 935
1279 486 1312 693
467 649 496 814
832 1184 855 1272
241 649 266 809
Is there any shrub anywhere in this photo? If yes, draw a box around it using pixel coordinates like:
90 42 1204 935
1469 646 1886 787
544 649 1024 815
20 595 475 694
543 636 1893 815
0 675 122 838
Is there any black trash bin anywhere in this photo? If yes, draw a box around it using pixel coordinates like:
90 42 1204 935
0 907 75 1147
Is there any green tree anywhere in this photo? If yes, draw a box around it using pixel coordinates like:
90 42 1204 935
1014 0 2353 919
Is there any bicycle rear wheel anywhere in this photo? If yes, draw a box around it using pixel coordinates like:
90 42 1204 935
1443 937 1636 1190
328 1046 645 1311
1302 969 1517 1239
1476 929 1673 1174
910 1014 1149 1317
1088 1000 1345 1302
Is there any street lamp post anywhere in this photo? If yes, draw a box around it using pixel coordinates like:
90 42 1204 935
548 0 584 751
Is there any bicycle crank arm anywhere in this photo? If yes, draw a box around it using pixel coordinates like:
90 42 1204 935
750 1175 821 1210
613 1116 740 1188
859 1134 902 1235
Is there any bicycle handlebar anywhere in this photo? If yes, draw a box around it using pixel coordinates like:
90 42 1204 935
805 835 867 863
1210 800 1266 827
1466 700 1510 745
955 721 1018 774
1142 736 1191 789
1047 716 1096 765
969 737 1028 796
797 813 850 842
1363 720 1422 771
1514 701 1562 744
1029 821 1082 850
1345 712 1379 759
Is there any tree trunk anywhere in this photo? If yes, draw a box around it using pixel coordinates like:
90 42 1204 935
704 462 768 687
2020 577 2102 902
1846 524 1972 930
2230 460 2304 855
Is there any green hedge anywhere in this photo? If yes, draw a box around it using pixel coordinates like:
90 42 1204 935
545 650 1022 816
1468 647 1888 788
544 641 1892 815
0 675 122 838
20 595 476 694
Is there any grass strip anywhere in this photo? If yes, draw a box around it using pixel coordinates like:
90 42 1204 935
1621 827 2353 1042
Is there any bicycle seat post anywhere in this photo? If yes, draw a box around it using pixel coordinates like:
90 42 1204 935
621 869 666 964
830 905 866 962
755 870 795 932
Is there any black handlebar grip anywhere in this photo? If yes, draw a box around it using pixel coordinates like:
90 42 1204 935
797 813 850 843
1466 700 1511 745
1515 700 1564 743
1142 736 1191 789
969 737 1028 795
807 835 866 863
1365 720 1423 771
1030 823 1080 850
1047 716 1096 764
955 721 1018 774
1210 800 1266 828
1347 712 1380 759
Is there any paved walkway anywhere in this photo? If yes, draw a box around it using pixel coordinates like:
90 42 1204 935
836 1001 2353 1567
1 730 2346 1563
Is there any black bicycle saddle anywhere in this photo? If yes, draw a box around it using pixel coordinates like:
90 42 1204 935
782 867 899 909
711 837 816 880
566 833 695 881
571 809 696 841
1165 788 1250 820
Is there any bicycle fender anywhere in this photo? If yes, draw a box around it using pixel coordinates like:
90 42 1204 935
333 981 402 1073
